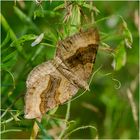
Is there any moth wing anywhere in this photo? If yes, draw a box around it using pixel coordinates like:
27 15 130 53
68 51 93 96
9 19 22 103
25 60 79 119
39 70 79 114
55 28 99 81
25 61 56 119
25 74 51 119
26 61 56 88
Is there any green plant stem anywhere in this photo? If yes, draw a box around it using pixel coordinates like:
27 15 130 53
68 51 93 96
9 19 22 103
1 111 20 124
58 101 71 139
63 125 97 139
1 117 13 124
0 129 22 134
0 93 24 119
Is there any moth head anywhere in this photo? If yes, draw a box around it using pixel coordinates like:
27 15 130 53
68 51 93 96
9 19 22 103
24 91 42 119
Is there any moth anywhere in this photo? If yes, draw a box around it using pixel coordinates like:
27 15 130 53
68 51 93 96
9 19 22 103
24 28 99 119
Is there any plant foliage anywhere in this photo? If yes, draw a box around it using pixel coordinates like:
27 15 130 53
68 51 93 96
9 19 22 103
1 1 139 139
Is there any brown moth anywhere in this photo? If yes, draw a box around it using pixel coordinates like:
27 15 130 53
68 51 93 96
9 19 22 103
24 28 99 119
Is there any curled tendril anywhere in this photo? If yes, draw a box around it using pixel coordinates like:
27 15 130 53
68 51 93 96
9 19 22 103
89 65 103 86
102 73 121 89
112 78 121 89
64 65 103 104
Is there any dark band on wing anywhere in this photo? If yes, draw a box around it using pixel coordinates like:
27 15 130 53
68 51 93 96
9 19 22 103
40 76 61 114
45 76 61 110
40 76 52 114
65 44 98 68
55 28 99 59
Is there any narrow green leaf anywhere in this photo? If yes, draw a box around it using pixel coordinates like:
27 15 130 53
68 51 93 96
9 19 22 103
67 4 81 34
1 32 11 48
112 41 126 71
0 13 17 41
1 44 17 69
14 6 39 33
45 28 58 42
34 9 45 19
53 3 65 11
124 28 133 49
2 50 17 62
40 43 55 48
120 16 133 48
10 34 37 48
2 69 16 89
1 57 17 69
48 106 58 115
0 13 28 59
101 42 112 49
35 120 52 138
82 3 100 14
31 45 44 61
14 6 30 23
71 5 81 26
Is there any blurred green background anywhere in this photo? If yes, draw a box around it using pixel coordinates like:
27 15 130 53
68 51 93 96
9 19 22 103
1 1 139 139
